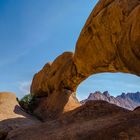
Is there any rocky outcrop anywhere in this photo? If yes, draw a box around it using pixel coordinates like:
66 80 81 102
6 100 140 140
0 92 40 139
31 0 140 120
118 92 140 103
81 91 140 110
5 101 140 140
31 52 81 120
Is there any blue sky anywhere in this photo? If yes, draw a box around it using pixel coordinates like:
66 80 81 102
77 73 140 100
0 0 140 100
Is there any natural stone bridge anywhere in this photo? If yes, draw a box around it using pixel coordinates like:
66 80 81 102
31 0 140 120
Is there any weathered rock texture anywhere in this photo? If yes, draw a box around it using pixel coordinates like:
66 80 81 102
0 92 40 139
31 0 140 120
6 101 140 140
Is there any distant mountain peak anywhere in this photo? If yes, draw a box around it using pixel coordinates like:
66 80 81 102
103 91 110 97
81 91 140 110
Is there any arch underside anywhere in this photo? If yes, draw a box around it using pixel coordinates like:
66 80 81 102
31 0 140 120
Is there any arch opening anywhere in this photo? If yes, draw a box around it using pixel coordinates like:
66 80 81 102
76 72 140 110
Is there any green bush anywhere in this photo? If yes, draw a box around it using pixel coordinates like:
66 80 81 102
18 94 34 113
20 94 33 104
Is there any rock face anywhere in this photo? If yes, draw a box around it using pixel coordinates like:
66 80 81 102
31 0 140 120
81 91 140 110
0 92 40 139
31 53 81 120
5 100 140 140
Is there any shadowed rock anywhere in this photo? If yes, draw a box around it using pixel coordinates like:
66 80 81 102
6 101 140 140
0 92 40 139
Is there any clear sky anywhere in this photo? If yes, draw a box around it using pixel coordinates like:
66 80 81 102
0 0 140 100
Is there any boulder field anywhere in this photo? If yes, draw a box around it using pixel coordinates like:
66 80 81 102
31 0 140 120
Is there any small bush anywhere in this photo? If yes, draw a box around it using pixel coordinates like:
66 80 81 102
18 94 34 113
20 94 33 104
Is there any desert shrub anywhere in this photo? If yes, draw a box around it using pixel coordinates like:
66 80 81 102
20 94 33 104
18 94 35 113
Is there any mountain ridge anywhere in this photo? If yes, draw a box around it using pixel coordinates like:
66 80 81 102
81 91 140 110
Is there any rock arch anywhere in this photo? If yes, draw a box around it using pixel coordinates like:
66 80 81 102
31 0 140 120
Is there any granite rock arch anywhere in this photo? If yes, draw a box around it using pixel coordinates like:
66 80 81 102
31 0 140 120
